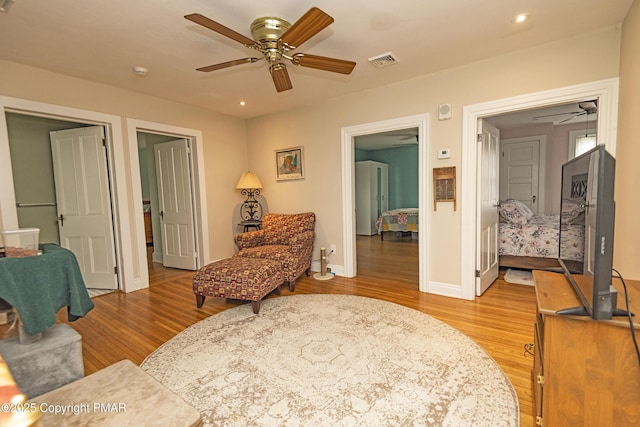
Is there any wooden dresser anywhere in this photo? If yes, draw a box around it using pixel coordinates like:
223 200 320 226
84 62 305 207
532 270 640 426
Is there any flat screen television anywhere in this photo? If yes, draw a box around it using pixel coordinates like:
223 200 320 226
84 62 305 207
557 145 628 320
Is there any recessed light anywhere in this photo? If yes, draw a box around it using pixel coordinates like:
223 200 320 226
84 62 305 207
133 66 148 76
513 13 528 24
239 101 246 106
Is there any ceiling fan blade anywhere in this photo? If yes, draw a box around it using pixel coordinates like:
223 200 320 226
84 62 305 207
196 58 260 72
279 7 334 49
185 13 256 46
532 111 581 120
294 53 356 74
557 112 586 124
400 135 418 141
270 63 293 92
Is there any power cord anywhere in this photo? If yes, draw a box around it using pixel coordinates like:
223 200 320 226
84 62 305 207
312 248 334 263
612 268 640 368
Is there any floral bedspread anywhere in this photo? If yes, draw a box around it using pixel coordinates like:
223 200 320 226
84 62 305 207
498 215 584 261
376 208 419 233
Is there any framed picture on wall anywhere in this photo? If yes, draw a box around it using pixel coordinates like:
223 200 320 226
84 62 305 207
275 146 304 181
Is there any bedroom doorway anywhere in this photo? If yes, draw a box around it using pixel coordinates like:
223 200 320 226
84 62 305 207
461 78 619 300
126 118 210 280
341 114 429 292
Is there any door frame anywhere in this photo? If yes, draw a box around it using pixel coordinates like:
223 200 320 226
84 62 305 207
341 113 429 292
461 78 619 300
0 96 131 290
126 119 209 278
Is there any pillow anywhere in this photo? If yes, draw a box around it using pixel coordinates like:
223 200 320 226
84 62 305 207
499 198 534 225
561 198 586 225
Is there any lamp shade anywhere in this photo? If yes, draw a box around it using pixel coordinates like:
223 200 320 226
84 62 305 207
236 171 263 190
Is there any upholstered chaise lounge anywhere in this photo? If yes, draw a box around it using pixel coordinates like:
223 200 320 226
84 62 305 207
233 212 316 291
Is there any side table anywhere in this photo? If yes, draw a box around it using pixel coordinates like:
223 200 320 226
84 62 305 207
239 220 262 232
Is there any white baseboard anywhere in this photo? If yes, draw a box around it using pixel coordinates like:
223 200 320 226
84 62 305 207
426 281 465 299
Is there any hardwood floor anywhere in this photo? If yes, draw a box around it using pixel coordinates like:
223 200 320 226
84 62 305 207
57 235 536 426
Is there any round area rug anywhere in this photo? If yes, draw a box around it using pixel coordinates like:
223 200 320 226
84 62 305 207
141 295 519 426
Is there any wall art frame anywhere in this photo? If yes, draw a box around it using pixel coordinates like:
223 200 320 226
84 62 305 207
275 146 304 181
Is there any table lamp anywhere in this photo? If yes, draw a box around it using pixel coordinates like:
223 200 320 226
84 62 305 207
236 171 263 221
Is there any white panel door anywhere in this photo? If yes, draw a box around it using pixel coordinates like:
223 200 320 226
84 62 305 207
500 137 541 214
476 120 500 296
50 126 118 289
154 139 197 270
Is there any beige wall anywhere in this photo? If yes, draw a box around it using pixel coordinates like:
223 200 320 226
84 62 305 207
616 0 640 279
0 60 248 265
0 20 633 291
246 27 622 287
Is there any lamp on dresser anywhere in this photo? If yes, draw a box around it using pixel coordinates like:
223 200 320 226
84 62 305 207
236 171 264 231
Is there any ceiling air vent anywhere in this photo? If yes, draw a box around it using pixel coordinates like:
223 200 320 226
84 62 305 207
368 52 399 68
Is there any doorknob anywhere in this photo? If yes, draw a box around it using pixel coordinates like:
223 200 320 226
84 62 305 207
160 211 164 220
532 195 537 203
57 214 64 227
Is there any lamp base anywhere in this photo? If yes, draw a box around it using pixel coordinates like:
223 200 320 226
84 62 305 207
313 272 334 281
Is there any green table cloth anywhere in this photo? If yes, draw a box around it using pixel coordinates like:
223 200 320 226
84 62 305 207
0 243 94 335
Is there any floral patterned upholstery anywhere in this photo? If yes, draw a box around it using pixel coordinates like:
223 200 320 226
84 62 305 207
192 257 284 314
234 212 316 291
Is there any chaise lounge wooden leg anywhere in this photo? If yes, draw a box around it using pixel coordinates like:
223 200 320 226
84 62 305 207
196 295 205 308
251 300 261 314
287 281 295 292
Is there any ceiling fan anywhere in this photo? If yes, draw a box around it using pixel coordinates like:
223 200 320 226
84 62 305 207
532 101 598 124
185 7 357 92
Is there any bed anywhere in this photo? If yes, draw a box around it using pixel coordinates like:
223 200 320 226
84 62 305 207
498 198 585 270
376 208 419 241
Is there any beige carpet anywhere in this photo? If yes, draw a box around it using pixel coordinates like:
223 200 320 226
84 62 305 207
141 294 519 426
504 268 534 286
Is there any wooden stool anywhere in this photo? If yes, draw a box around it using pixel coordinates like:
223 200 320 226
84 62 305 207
192 257 284 314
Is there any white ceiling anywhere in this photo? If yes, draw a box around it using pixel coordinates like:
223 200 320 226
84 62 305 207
0 0 632 119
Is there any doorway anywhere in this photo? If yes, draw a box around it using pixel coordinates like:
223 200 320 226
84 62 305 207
5 112 119 291
126 118 210 280
461 78 619 300
137 131 197 270
341 114 429 291
353 129 419 281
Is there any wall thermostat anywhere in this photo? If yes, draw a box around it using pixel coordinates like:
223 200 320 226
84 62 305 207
438 104 452 120
438 148 451 159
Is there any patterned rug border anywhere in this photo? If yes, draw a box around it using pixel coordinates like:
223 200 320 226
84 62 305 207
142 294 519 426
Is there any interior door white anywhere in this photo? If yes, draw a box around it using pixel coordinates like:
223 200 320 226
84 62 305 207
50 126 118 290
476 120 500 296
500 137 541 214
154 139 197 270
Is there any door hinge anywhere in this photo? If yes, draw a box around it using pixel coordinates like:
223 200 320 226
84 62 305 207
535 415 543 426
537 374 544 386
102 138 107 147
477 134 482 143
114 265 118 275
475 269 480 278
